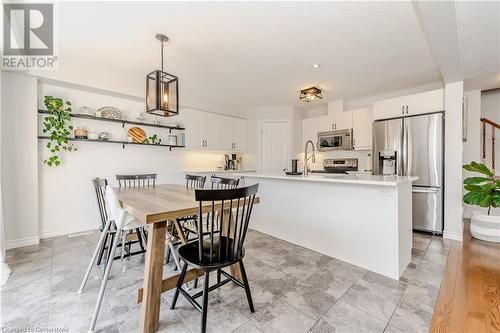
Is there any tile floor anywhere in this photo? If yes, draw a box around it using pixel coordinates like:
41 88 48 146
1 229 451 333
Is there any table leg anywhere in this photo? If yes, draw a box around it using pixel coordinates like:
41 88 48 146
140 221 167 333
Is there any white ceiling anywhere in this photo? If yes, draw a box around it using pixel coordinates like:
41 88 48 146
456 1 500 90
56 1 497 109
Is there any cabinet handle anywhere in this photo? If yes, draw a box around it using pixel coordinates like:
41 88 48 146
406 105 409 114
402 106 404 115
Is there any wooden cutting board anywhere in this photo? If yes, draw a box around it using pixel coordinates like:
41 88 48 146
128 127 146 143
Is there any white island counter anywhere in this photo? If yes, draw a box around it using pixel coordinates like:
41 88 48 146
232 172 417 280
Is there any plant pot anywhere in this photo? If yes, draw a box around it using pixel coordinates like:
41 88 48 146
470 212 500 243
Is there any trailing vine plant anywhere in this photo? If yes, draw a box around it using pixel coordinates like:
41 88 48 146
42 96 76 166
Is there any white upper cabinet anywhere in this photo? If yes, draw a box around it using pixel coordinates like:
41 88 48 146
302 117 319 146
406 89 444 116
184 108 205 149
184 108 247 151
215 115 233 151
231 117 247 151
202 112 219 150
318 111 353 132
331 110 353 130
352 107 373 150
373 88 444 120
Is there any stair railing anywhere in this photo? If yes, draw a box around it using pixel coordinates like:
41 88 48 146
481 117 500 175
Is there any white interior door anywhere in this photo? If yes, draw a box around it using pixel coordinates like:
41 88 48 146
260 121 289 172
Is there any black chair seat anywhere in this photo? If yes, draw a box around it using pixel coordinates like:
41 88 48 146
178 236 245 270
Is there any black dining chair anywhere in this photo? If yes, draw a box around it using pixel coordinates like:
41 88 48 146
180 176 240 239
170 183 259 333
210 175 240 189
92 178 147 265
166 174 207 265
116 173 157 187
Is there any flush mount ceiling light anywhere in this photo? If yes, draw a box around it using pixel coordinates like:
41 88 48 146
299 86 322 102
311 63 320 69
146 34 179 117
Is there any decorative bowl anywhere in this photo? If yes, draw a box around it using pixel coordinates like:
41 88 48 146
98 132 110 141
97 106 123 120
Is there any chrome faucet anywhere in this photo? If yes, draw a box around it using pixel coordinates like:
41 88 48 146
304 140 316 176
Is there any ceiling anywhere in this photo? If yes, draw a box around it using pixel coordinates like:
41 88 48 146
456 1 500 90
56 1 498 109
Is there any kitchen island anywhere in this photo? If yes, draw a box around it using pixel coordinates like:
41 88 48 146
232 172 417 280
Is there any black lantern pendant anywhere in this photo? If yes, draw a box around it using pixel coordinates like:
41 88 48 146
146 34 179 117
299 86 322 102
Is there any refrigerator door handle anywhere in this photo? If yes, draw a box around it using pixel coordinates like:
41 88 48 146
401 121 408 176
412 187 440 193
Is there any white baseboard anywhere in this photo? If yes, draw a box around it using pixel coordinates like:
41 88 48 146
5 236 40 250
443 230 463 241
38 223 100 239
5 224 100 250
1 263 12 286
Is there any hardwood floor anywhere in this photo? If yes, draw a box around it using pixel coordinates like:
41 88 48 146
431 221 500 333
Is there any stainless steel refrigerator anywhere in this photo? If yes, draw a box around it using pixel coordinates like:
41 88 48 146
373 112 444 233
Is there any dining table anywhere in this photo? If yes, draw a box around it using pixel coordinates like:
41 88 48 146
114 183 259 333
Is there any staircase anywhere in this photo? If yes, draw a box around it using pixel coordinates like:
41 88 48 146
481 117 500 178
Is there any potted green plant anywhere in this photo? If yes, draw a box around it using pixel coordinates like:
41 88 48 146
463 161 500 242
42 96 77 166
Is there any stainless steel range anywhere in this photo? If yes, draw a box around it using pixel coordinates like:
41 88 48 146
311 158 358 174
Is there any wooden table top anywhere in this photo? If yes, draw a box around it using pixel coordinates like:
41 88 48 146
115 183 259 224
114 184 200 224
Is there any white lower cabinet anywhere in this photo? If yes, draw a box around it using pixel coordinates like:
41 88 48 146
184 108 247 151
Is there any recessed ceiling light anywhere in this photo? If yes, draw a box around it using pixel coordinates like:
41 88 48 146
311 63 320 69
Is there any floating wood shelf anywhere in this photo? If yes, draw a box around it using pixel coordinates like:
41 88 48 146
37 136 185 150
37 109 185 131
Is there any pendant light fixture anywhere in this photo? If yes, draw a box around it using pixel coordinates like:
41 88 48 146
146 34 179 117
299 86 322 102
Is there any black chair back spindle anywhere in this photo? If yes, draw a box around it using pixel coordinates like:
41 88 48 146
116 173 157 187
210 176 239 189
185 174 206 189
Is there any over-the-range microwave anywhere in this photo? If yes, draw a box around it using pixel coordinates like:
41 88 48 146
317 129 353 151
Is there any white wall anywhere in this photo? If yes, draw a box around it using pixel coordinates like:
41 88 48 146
462 90 485 218
444 81 464 241
481 89 500 174
2 72 39 248
2 74 239 246
245 106 300 171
